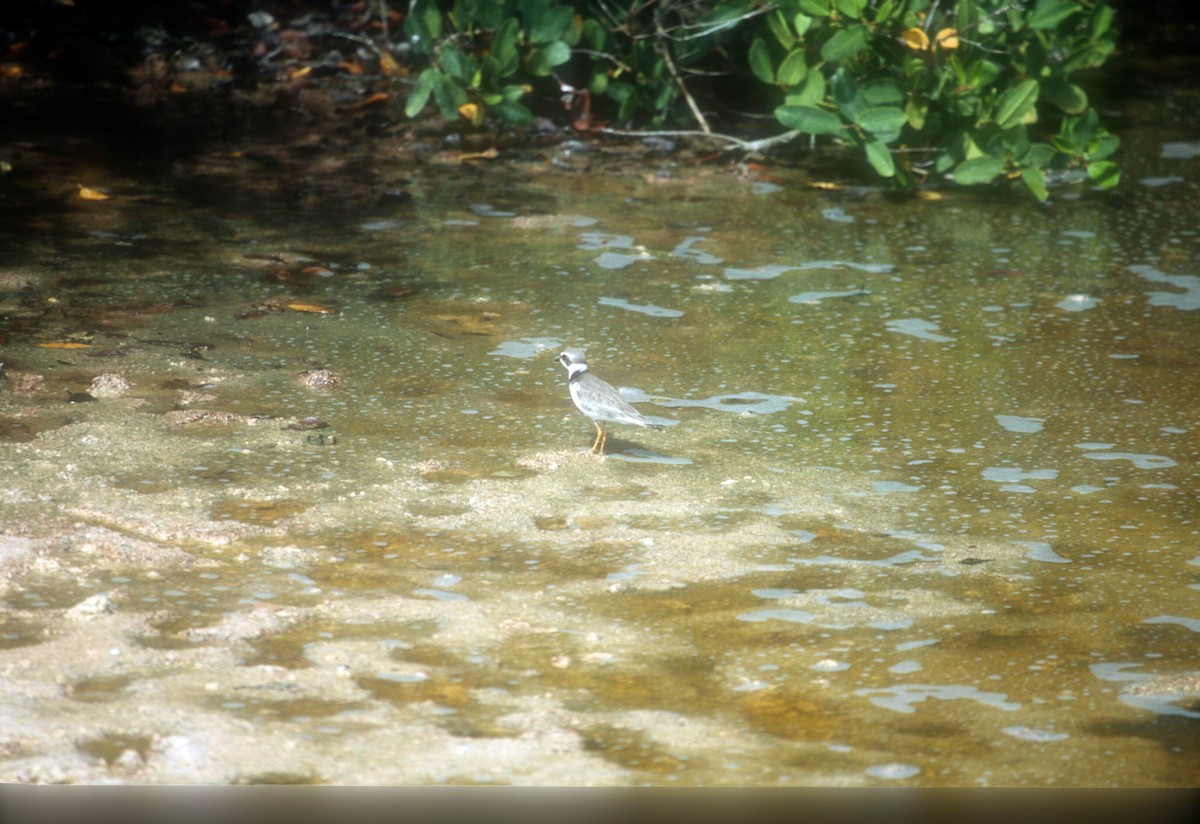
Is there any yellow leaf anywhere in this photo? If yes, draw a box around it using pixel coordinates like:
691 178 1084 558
350 91 390 110
286 303 336 315
935 28 959 50
458 102 486 127
77 184 110 201
289 65 312 80
458 147 500 163
902 27 929 51
378 49 401 77
37 341 91 349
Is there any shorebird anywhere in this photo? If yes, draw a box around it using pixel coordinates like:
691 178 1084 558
557 348 663 454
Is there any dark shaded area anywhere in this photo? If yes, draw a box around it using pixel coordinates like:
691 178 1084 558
3 1 251 80
0 2 434 275
1 0 1196 248
0 0 405 163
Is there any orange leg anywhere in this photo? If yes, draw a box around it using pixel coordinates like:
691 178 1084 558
590 422 607 454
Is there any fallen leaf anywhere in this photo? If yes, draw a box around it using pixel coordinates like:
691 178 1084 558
289 65 312 80
378 49 402 77
77 184 110 201
286 303 336 315
458 147 499 162
38 342 91 349
338 62 364 75
350 91 390 110
805 181 846 191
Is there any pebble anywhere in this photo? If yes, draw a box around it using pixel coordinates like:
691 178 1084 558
89 374 133 398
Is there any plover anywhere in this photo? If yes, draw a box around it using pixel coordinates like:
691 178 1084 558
557 348 663 454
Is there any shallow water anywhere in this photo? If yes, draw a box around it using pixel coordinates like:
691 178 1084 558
2 79 1199 786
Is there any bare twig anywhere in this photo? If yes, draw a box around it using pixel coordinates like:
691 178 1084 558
661 4 773 41
598 126 805 155
654 7 710 134
572 48 633 74
377 1 389 42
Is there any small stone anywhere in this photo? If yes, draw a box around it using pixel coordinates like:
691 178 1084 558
294 369 343 389
89 374 133 398
65 593 117 621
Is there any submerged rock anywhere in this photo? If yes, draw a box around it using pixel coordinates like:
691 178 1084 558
89 374 133 398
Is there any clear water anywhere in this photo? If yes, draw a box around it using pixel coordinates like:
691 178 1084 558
1 84 1198 786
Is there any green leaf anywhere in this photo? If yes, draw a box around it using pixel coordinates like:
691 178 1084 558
776 50 809 86
477 54 498 87
607 82 634 104
831 68 863 120
500 84 526 103
1090 133 1119 161
954 156 1005 185
582 19 607 52
1028 0 1079 31
856 106 908 142
701 0 757 33
1020 166 1048 201
493 18 521 76
1000 123 1030 154
1056 109 1099 155
404 68 437 118
905 98 928 130
404 0 443 55
529 6 575 45
774 105 844 135
993 80 1039 129
903 55 928 92
1041 76 1087 115
872 0 904 25
820 24 869 62
784 70 826 106
793 13 814 36
1022 142 1056 167
491 100 534 125
749 38 775 85
862 80 904 107
462 0 503 29
440 44 466 80
768 10 795 48
1088 161 1120 189
431 73 468 119
798 0 831 16
589 69 609 96
1089 3 1115 40
526 40 571 76
832 0 867 18
618 92 639 122
864 138 895 177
